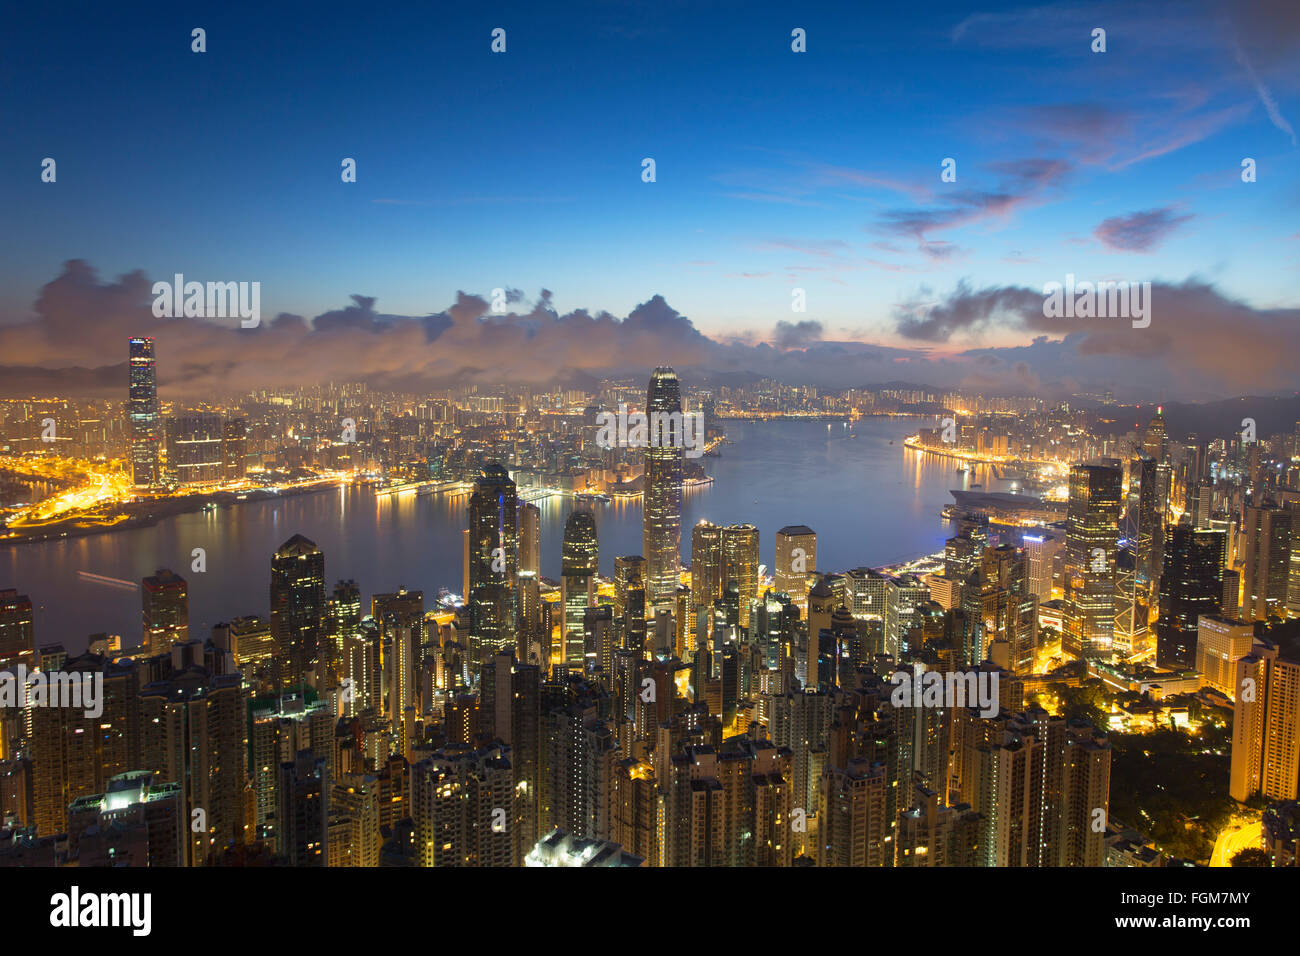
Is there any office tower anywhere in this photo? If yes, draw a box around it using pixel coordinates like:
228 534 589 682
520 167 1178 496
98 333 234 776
519 501 541 576
221 417 247 480
128 336 160 488
138 663 247 865
269 534 326 691
30 654 140 837
805 579 833 689
1230 646 1300 803
561 510 599 668
165 412 225 485
226 614 274 672
1142 406 1167 461
1023 533 1063 605
775 525 817 610
755 590 799 673
278 750 328 866
65 770 184 867
613 555 647 654
1062 459 1123 660
467 464 519 678
1126 455 1163 589
0 589 34 671
1155 524 1225 670
142 568 188 655
643 367 684 612
691 520 724 623
887 574 931 661
1195 615 1255 699
1222 568 1241 619
1242 502 1291 621
722 523 760 629
326 580 363 701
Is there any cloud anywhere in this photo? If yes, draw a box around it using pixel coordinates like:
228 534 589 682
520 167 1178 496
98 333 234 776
1093 207 1194 251
772 320 824 350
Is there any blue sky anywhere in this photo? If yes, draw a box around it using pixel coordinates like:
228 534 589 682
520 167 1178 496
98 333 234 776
2 0 1298 359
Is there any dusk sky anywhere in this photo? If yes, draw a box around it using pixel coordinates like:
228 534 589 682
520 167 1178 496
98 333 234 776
2 0 1298 398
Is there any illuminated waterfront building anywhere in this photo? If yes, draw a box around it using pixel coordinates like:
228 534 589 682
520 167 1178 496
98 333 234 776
519 501 541 576
128 336 160 488
643 368 684 613
165 412 225 486
0 589 35 672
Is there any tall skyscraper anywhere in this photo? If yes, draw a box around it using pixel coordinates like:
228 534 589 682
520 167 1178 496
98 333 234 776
561 510 599 667
1062 459 1123 660
0 589 34 671
128 336 160 488
613 555 647 654
519 501 542 576
467 464 519 678
270 534 327 691
775 525 816 610
166 412 225 485
690 520 724 621
142 568 189 655
722 523 760 629
1155 524 1225 670
1242 501 1291 621
1022 533 1063 605
643 367 684 613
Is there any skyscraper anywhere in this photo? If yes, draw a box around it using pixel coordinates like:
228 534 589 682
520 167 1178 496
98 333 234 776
1155 524 1225 670
1062 459 1123 660
721 523 760 629
128 336 160 488
691 520 724 622
270 534 327 691
519 501 542 576
1242 501 1291 622
0 589 34 671
467 464 519 678
643 367 684 613
775 525 816 610
142 568 189 655
561 510 599 668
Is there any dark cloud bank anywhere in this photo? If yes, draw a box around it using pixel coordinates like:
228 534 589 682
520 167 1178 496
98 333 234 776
0 261 1295 404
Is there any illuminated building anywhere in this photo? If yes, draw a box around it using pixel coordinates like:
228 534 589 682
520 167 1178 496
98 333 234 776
165 412 225 485
561 510 598 668
30 653 139 838
269 534 326 692
519 501 541 576
142 568 188 656
1195 614 1255 699
1155 524 1225 670
328 773 380 867
643 368 684 613
372 588 424 723
65 770 183 867
128 336 160 488
467 464 518 680
1022 533 1062 605
525 827 644 867
1062 459 1123 660
690 520 724 629
1242 501 1291 621
277 749 328 866
896 785 980 867
721 523 759 629
775 525 816 611
222 417 248 480
250 694 335 841
1142 406 1167 461
0 589 35 672
613 555 647 654
817 757 890 866
138 661 247 865
1230 647 1300 803
481 652 541 846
